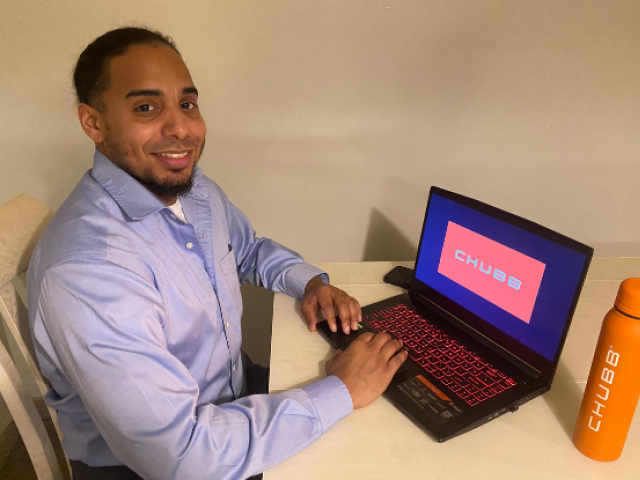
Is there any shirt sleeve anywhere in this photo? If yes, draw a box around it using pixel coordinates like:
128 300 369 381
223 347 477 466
219 189 328 299
38 259 352 480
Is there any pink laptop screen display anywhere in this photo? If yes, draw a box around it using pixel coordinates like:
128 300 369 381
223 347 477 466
438 222 546 324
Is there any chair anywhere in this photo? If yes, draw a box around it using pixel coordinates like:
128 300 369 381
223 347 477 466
0 194 71 479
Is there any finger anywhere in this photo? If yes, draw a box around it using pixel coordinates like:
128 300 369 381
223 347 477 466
387 349 409 373
300 299 318 332
335 300 352 334
348 298 361 331
318 291 338 333
352 331 375 344
368 332 394 349
380 338 404 359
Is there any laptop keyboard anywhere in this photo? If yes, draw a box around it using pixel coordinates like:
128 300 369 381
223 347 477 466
364 304 517 406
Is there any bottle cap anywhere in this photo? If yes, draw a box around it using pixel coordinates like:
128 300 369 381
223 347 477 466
614 278 640 318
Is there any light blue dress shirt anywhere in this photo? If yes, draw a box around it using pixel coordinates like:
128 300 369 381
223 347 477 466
27 150 353 480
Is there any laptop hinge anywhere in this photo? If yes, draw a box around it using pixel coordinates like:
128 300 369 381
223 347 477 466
410 291 543 379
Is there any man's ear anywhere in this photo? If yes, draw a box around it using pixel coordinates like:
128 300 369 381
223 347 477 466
77 103 105 143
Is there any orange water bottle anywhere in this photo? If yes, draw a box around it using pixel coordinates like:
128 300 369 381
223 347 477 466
573 278 640 461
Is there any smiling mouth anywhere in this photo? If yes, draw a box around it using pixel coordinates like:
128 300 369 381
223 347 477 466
154 150 190 158
152 150 193 169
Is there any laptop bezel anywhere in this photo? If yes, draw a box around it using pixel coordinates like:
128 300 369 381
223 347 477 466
409 187 594 380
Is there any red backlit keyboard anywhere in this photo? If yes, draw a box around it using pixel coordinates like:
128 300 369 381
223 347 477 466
364 304 517 406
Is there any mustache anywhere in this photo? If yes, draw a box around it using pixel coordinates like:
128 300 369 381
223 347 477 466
146 139 200 152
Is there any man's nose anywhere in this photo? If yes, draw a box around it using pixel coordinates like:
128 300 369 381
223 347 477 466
161 106 189 139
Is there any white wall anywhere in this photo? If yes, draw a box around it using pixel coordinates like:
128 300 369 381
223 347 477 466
2 0 640 263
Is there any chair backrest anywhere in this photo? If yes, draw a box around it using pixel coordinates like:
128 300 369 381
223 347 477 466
0 194 71 480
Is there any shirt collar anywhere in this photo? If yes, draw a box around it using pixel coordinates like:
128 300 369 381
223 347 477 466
90 149 204 221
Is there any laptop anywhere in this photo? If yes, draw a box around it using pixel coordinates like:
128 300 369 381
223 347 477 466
317 186 593 442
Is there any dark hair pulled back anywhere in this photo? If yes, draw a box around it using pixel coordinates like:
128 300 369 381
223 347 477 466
73 27 179 110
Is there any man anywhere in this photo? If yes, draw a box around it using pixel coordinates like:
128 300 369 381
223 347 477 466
28 27 407 480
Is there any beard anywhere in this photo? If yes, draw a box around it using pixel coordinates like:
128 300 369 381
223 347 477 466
103 138 206 200
134 165 196 198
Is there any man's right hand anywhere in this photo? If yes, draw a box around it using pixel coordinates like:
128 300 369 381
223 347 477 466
325 332 408 409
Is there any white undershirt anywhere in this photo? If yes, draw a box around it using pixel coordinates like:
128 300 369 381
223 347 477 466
167 198 187 222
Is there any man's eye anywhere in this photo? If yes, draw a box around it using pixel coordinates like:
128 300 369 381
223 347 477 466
135 104 155 112
181 102 197 110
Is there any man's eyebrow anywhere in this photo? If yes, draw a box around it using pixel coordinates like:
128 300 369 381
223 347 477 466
124 89 163 99
124 87 198 99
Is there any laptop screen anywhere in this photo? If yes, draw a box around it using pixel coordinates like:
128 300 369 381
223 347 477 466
413 189 591 367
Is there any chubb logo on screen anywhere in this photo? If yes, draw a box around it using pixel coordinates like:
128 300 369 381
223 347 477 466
438 222 546 324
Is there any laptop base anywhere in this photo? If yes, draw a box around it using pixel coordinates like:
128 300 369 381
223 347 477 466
317 293 548 442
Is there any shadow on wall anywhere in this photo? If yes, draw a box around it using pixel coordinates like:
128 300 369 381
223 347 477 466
362 208 417 262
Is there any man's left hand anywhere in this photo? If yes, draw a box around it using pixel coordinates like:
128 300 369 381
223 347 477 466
301 276 362 334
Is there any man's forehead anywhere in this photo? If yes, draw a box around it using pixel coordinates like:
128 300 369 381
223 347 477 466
106 43 194 95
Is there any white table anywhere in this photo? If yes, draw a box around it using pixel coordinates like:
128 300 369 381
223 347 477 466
267 258 640 480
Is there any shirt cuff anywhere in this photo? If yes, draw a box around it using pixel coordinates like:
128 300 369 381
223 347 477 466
285 263 329 300
301 376 353 434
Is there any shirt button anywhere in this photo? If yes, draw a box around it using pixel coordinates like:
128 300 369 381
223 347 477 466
186 243 193 249
232 364 236 372
226 322 230 328
170 214 177 220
